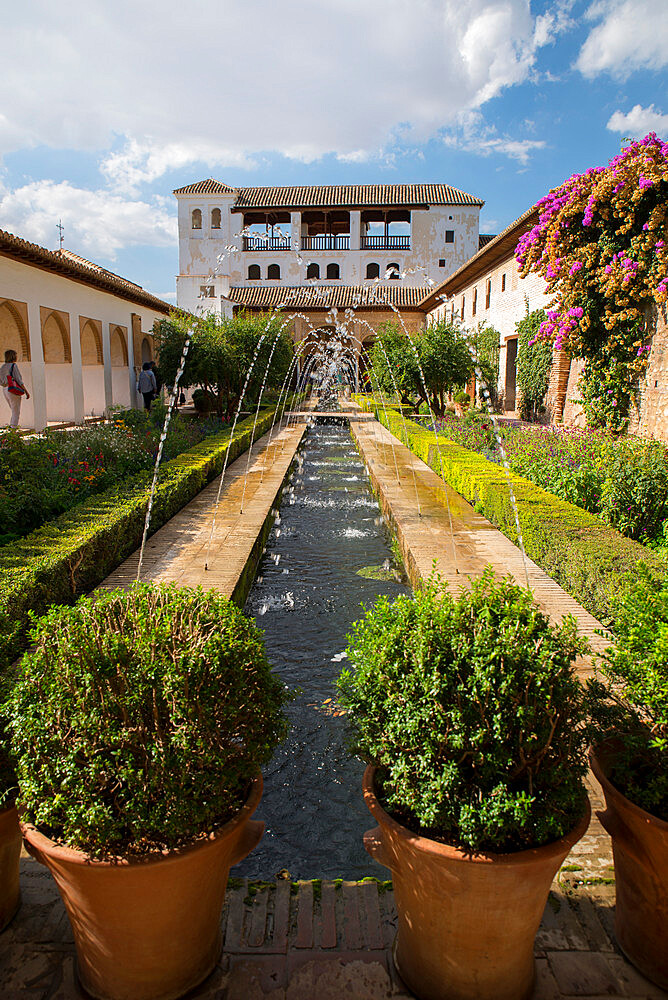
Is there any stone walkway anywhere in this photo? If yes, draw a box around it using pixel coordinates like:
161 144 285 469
99 420 305 601
2 867 665 999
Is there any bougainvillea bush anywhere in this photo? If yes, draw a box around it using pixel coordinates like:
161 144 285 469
516 133 668 431
426 412 668 544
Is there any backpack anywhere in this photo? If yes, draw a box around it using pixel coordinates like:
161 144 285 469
6 364 25 396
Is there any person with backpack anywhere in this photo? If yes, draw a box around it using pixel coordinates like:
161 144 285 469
137 362 157 411
0 349 30 428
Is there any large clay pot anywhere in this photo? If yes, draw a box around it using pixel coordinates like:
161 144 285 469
21 775 265 1000
363 765 590 1000
590 747 668 990
0 802 21 931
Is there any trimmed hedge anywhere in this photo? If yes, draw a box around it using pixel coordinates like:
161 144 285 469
367 403 665 625
0 408 279 671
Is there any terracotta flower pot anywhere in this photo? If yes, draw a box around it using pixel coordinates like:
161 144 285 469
0 802 21 931
590 747 668 990
362 765 590 1000
21 775 265 1000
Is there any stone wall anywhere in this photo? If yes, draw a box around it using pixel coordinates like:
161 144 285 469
627 302 668 441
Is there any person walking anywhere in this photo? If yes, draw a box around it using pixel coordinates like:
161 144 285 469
137 362 157 411
0 349 30 428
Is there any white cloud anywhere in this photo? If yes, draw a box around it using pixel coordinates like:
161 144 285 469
443 112 546 164
0 0 561 184
0 180 176 260
607 103 668 135
577 1 668 78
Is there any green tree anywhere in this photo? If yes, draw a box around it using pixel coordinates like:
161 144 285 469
368 322 421 404
155 310 293 419
418 320 473 417
516 308 553 421
469 322 500 407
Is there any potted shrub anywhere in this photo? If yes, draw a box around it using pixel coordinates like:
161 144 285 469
338 569 591 1000
5 584 288 1000
0 723 21 931
589 564 668 989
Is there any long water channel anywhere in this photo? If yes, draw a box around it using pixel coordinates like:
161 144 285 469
236 420 409 879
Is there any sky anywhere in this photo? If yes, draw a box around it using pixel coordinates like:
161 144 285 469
1 0 667 302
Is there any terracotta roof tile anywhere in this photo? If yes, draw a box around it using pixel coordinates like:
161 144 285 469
174 179 483 209
173 178 237 195
0 230 172 313
226 284 427 311
478 234 496 248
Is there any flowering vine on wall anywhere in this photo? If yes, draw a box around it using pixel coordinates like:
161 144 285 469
516 133 668 431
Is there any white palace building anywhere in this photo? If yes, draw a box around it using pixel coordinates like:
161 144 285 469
174 179 485 322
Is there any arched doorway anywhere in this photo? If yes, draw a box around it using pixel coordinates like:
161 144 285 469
41 311 74 422
141 337 153 364
110 326 131 408
0 299 33 427
80 319 104 418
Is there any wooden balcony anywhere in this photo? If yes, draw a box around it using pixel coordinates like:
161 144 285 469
360 235 410 250
242 236 292 251
301 235 350 251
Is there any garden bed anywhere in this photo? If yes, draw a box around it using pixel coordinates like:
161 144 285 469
366 404 665 625
0 408 278 672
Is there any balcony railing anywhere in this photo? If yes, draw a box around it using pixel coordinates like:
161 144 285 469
301 235 350 251
360 235 411 250
242 236 291 251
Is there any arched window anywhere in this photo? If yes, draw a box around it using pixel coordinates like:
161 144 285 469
211 208 221 229
191 209 202 230
485 278 491 309
326 263 340 280
267 264 281 280
80 320 103 365
472 287 478 316
110 327 128 367
386 263 400 279
461 296 465 320
306 263 320 279
366 262 380 279
248 264 261 280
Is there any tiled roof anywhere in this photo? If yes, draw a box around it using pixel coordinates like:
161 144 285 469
418 205 540 311
173 178 237 195
174 180 484 209
226 284 428 311
0 230 172 313
232 183 483 210
478 234 496 248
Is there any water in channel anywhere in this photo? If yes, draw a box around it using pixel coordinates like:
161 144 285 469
236 421 409 880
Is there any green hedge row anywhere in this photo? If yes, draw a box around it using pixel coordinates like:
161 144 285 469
0 408 280 671
369 404 665 625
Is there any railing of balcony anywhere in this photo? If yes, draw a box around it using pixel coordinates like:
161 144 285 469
242 236 292 251
301 235 350 251
360 235 411 250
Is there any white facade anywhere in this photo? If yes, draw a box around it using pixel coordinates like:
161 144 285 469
174 181 482 317
0 234 170 430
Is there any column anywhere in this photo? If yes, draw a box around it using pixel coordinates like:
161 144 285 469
291 212 301 253
103 324 113 413
129 313 142 409
26 298 47 431
350 211 361 251
70 317 85 423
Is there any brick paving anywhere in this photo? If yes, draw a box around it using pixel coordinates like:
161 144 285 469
1 865 665 999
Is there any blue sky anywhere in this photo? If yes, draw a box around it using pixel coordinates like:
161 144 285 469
1 0 666 301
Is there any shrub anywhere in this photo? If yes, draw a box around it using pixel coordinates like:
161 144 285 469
338 570 589 852
454 390 471 408
593 565 668 820
599 439 668 542
5 584 289 856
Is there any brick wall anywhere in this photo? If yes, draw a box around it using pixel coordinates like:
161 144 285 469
628 302 668 441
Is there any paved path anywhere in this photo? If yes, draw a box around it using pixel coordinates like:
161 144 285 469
99 421 305 601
